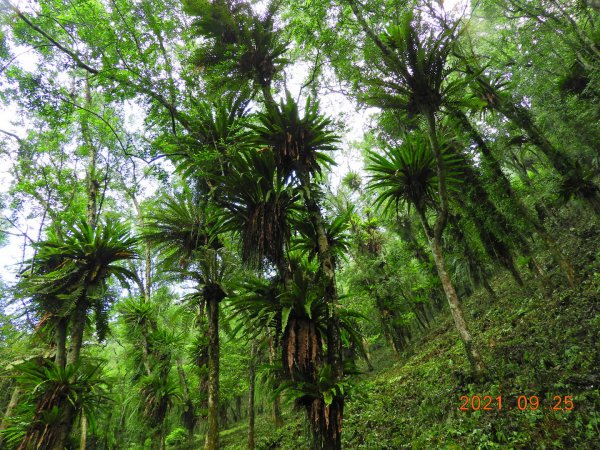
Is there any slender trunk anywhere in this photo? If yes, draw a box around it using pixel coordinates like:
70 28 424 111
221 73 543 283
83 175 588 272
0 386 20 435
430 235 486 375
388 331 401 356
454 110 576 285
296 168 344 449
141 330 153 377
446 214 490 296
204 296 220 450
176 357 191 402
49 299 89 450
374 295 401 356
82 81 99 229
144 243 152 299
421 110 485 376
67 299 88 366
54 317 67 368
298 181 342 369
424 111 448 239
528 257 551 298
363 338 374 371
474 75 600 211
413 303 430 331
51 409 74 450
479 78 575 176
259 82 277 110
503 253 526 287
275 250 292 424
177 357 196 437
268 337 284 427
248 342 257 450
79 414 87 450
398 217 446 309
130 192 153 300
195 299 209 420
453 174 528 288
541 234 576 286
482 278 498 302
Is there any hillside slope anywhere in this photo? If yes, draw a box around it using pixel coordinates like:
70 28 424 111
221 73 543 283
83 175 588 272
219 213 599 449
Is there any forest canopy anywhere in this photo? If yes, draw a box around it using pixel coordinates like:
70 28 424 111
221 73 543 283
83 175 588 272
0 0 598 449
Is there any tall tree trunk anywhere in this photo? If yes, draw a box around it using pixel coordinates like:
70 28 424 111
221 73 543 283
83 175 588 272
0 386 20 437
447 213 502 302
297 170 344 450
452 154 532 288
308 397 344 450
482 278 498 302
268 337 284 428
247 342 257 450
454 110 576 285
177 357 196 438
128 189 153 300
48 299 89 450
363 337 374 371
396 216 446 309
50 411 73 450
429 234 486 375
424 110 486 376
271 254 290 428
473 74 600 212
204 295 220 450
257 43 344 447
79 414 87 450
67 299 88 366
374 294 401 357
54 317 68 369
141 329 153 377
82 81 99 229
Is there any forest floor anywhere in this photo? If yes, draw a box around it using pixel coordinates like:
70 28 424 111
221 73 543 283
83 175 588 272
218 209 599 449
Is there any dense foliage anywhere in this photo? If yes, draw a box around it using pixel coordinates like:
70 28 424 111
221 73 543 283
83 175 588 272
0 0 598 448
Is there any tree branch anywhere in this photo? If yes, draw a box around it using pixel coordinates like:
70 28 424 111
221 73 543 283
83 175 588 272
2 0 196 134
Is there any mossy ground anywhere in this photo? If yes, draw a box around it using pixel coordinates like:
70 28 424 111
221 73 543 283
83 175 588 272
211 212 599 449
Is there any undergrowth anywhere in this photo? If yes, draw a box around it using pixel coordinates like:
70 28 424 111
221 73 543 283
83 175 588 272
214 212 600 449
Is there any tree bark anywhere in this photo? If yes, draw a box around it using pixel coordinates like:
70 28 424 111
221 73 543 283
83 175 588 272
141 329 153 377
177 357 196 438
482 278 498 302
421 109 486 376
82 80 99 229
67 299 88 366
247 342 257 450
308 397 344 450
430 235 486 375
297 172 342 370
47 299 89 450
268 337 284 427
472 74 600 212
54 317 68 369
0 386 20 435
79 414 87 450
51 410 74 450
204 296 220 450
296 169 344 449
396 216 446 309
454 110 576 286
374 294 401 356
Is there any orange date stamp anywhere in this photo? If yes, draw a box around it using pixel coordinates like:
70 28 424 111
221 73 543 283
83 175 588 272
459 395 574 412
